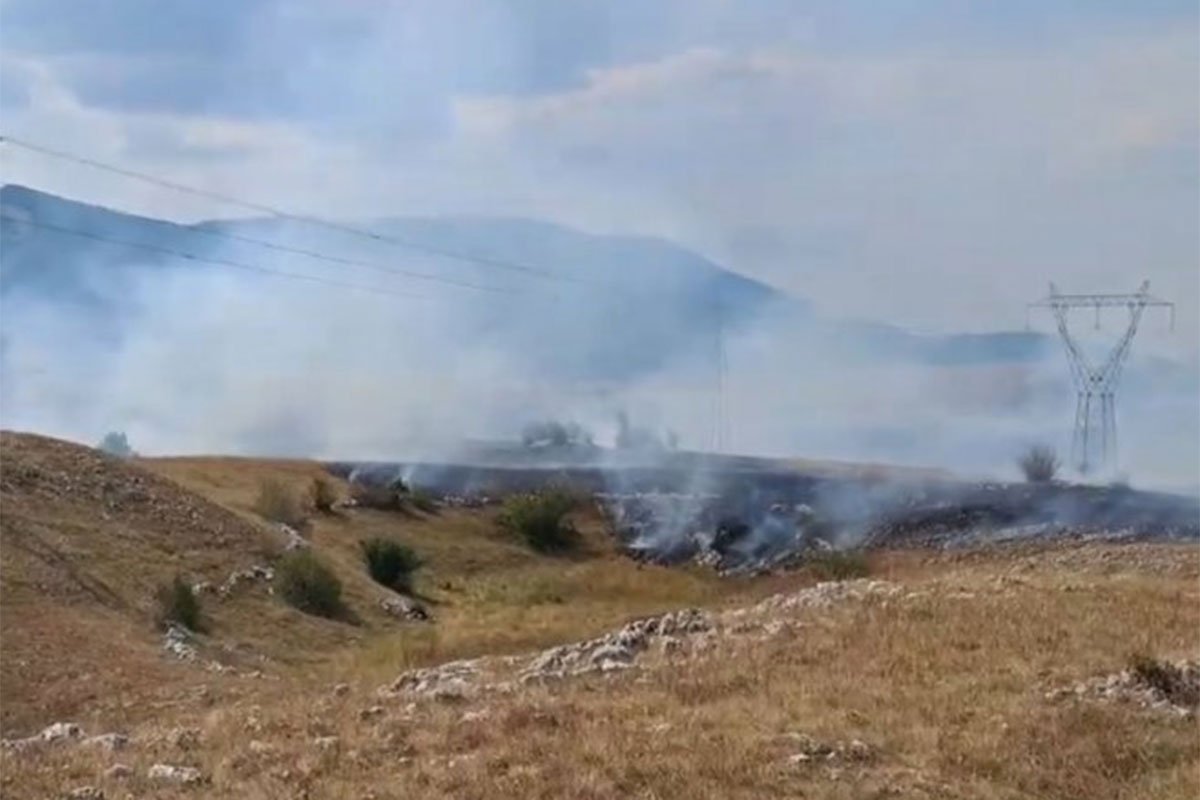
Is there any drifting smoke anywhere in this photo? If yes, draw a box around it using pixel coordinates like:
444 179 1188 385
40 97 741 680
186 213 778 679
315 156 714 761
0 199 1197 496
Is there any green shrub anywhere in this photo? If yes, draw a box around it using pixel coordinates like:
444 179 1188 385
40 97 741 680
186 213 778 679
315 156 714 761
155 575 203 632
807 549 870 581
311 475 339 513
276 550 343 618
408 488 439 514
255 478 308 528
351 478 409 511
360 537 423 592
497 489 580 553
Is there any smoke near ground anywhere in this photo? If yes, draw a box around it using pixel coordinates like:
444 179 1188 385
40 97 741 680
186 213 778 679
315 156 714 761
0 195 1195 494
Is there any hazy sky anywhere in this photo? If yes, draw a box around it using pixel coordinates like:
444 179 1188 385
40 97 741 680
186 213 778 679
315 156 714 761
2 0 1197 352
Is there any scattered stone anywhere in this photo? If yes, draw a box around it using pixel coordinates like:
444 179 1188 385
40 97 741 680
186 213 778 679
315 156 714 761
783 733 875 765
65 787 103 800
162 625 197 661
460 710 490 723
745 580 899 616
82 733 129 751
248 739 274 755
2 721 88 752
1047 658 1200 716
380 595 431 622
147 764 206 785
517 608 713 684
278 523 308 551
216 564 274 599
104 764 132 780
167 726 201 749
387 659 480 699
359 705 385 720
313 736 340 752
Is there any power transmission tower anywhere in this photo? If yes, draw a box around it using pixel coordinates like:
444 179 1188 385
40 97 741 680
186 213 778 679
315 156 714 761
1029 281 1174 475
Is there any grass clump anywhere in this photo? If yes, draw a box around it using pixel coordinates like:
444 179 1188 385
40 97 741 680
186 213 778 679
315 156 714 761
497 489 580 553
408 487 439 514
806 549 871 581
360 537 423 592
276 550 343 618
311 475 340 513
1018 444 1060 483
155 575 204 632
255 478 308 528
351 478 409 511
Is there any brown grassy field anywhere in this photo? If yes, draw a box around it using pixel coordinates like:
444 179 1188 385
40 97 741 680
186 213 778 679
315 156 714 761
1 432 1198 799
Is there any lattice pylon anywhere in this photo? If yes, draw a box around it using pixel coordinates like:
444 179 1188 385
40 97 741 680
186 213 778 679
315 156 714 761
1030 281 1173 475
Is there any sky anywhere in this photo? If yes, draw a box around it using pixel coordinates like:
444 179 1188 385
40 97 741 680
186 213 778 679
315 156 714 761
1 0 1197 350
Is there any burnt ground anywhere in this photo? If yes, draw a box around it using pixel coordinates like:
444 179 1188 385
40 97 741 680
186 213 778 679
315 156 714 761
327 458 1200 571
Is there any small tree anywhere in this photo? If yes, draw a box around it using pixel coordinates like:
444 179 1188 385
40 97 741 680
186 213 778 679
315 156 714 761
276 550 343 618
255 478 308 528
360 538 423 592
155 575 203 632
311 475 339 513
497 489 580 553
98 431 135 458
1018 445 1060 483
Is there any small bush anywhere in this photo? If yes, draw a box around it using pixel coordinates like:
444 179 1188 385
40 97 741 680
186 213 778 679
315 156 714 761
360 537 423 592
255 478 308 528
155 575 203 632
98 431 135 458
351 478 409 511
807 549 870 581
408 488 439 514
1019 445 1060 483
276 550 343 618
498 489 580 553
311 475 339 513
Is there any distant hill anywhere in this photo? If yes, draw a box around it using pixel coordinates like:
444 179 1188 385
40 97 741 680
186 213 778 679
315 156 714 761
0 183 1052 376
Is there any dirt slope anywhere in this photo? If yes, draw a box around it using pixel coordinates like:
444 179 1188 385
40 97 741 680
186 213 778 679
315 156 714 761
0 432 343 732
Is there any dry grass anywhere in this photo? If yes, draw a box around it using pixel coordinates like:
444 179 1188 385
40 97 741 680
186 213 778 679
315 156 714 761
2 437 1198 799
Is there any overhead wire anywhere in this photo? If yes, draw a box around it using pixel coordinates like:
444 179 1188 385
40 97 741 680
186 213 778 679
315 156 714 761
0 213 433 300
0 134 595 288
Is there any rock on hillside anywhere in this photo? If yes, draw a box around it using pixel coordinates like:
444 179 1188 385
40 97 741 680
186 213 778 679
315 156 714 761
0 431 276 606
0 431 284 732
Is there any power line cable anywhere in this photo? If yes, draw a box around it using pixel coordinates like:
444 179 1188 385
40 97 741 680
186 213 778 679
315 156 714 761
0 213 433 301
0 134 592 286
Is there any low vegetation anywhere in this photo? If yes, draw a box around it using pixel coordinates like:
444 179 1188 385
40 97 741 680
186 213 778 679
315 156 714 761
276 550 343 618
360 537 423 592
351 478 410 511
97 430 135 458
805 549 870 580
1019 444 1061 483
408 487 439 514
154 575 203 632
255 478 308 528
311 475 339 513
497 489 580 553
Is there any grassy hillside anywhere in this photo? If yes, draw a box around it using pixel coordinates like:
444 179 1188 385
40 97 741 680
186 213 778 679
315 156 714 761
1 432 1197 799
